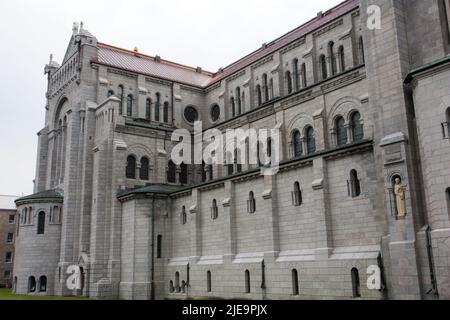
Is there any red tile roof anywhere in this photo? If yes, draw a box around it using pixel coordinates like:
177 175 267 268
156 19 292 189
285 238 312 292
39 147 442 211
92 0 358 88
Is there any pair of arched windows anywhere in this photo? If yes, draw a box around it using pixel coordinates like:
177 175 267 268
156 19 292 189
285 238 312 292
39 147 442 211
171 272 185 293
291 127 316 158
166 161 188 184
126 155 150 180
28 275 46 293
335 111 364 146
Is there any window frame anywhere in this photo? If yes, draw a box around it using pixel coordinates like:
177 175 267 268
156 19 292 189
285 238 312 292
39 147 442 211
8 214 15 224
7 232 14 244
5 252 13 263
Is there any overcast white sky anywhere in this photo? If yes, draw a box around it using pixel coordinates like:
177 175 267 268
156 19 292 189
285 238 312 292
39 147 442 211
0 0 341 197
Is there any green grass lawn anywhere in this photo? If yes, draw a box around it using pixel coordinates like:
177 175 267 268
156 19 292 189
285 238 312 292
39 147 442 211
0 288 91 300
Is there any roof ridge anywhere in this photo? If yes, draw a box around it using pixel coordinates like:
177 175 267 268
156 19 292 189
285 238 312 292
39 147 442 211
97 42 215 76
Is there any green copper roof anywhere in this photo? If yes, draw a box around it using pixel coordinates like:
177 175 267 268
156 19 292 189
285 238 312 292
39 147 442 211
404 55 450 83
15 189 64 204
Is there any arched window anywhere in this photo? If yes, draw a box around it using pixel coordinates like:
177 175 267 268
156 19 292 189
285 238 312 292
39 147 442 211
339 45 345 72
292 182 302 207
208 165 213 181
351 268 361 298
146 98 152 121
167 160 176 183
269 78 274 100
157 235 162 259
118 85 124 115
140 157 149 180
126 155 136 179
293 59 300 91
39 276 47 292
359 36 365 64
169 280 174 293
247 191 256 214
126 94 133 117
292 130 302 158
305 127 316 154
201 161 207 182
444 108 450 139
292 269 299 295
245 270 251 293
286 71 293 94
301 63 307 88
181 280 186 293
320 55 327 80
37 211 45 235
236 87 242 115
155 93 161 121
231 97 236 117
180 206 187 225
336 116 347 146
267 138 272 159
211 199 218 220
256 85 262 106
180 163 188 185
28 276 36 293
349 170 361 198
207 271 212 293
234 148 242 173
329 42 337 76
351 112 364 142
163 102 169 123
175 272 180 292
262 74 269 102
107 90 114 97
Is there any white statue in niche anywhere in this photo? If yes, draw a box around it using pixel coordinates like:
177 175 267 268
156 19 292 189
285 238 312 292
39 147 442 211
394 177 407 218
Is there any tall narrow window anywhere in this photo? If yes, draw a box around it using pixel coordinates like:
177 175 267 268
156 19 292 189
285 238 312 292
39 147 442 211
140 157 149 180
208 165 213 181
339 45 345 72
7 233 13 244
256 85 262 106
443 107 450 139
292 269 299 295
336 116 347 146
211 199 218 220
126 155 136 179
167 160 176 183
329 42 337 75
301 63 307 88
445 0 450 39
37 211 45 235
292 182 303 207
320 55 327 80
28 276 36 293
118 85 124 115
286 71 293 94
292 130 302 158
269 78 274 100
175 272 180 292
245 270 251 293
163 102 169 123
293 59 300 91
155 93 161 122
156 235 162 259
201 161 207 182
349 170 361 198
234 148 242 173
359 36 365 64
351 268 361 298
180 163 188 185
247 192 256 214
207 271 212 293
262 74 269 102
180 207 187 225
39 276 47 292
227 150 234 175
231 97 236 117
126 94 133 117
267 138 272 161
236 87 242 115
146 99 152 121
446 188 450 221
5 252 12 263
351 112 364 142
306 126 316 154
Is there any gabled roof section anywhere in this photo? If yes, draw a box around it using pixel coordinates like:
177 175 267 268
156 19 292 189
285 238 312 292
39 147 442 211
91 0 358 88
94 43 214 87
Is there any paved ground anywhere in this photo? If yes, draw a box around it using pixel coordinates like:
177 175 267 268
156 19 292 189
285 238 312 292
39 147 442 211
0 288 91 300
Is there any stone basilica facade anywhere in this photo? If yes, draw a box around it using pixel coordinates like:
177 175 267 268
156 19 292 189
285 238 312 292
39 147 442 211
12 0 450 300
